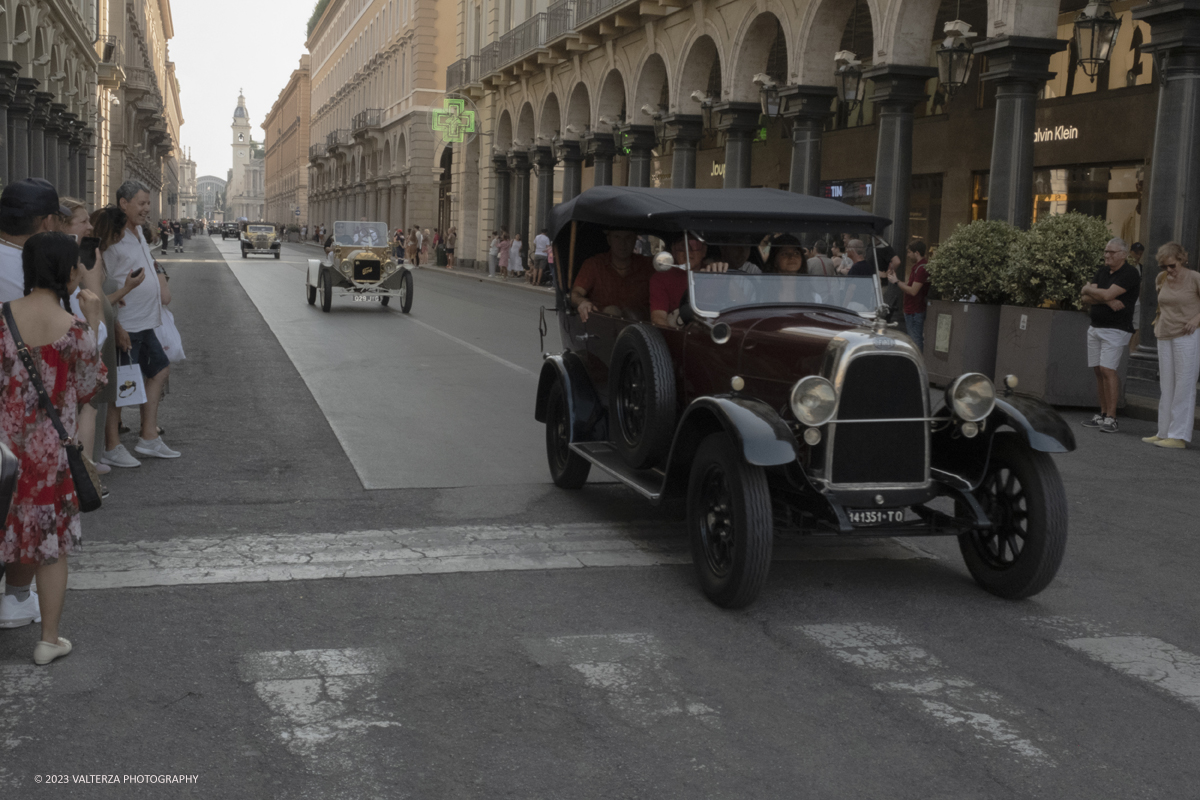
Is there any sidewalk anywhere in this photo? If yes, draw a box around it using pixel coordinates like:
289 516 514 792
416 261 555 297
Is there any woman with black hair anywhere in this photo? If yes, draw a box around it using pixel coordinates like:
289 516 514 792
0 231 106 665
765 234 807 274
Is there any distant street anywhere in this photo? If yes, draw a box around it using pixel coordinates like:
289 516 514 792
1 233 1198 798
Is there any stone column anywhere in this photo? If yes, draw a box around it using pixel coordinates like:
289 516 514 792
778 85 837 195
29 91 52 180
976 37 1065 228
714 102 760 189
44 104 64 192
532 146 556 236
558 140 584 201
9 79 36 181
66 118 82 197
662 114 702 189
0 62 20 188
619 124 657 188
492 153 511 232
1128 0 1200 395
863 65 938 249
584 133 616 186
507 149 532 255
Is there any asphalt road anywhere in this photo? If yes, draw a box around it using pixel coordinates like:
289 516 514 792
1 232 1198 799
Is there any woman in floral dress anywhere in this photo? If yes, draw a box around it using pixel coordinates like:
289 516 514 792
1 232 106 665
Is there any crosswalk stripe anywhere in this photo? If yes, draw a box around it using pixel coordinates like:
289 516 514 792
69 524 932 591
800 623 1052 764
1025 616 1200 712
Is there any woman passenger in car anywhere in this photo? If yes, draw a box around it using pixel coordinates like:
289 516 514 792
570 229 654 322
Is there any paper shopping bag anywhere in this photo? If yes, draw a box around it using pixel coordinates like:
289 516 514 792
115 356 148 408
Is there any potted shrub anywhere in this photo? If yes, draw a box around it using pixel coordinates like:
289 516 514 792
994 211 1121 406
922 220 1021 387
285 223 301 243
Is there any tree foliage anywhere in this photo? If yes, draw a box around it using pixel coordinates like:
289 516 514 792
1006 212 1112 310
926 220 1023 306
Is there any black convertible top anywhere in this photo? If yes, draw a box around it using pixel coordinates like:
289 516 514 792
547 186 891 240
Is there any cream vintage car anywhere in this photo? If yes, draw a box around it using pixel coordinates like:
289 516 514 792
241 223 281 259
306 220 413 312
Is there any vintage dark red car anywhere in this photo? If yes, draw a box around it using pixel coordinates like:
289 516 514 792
535 187 1075 609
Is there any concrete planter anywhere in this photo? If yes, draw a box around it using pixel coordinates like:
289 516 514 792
994 305 1127 408
922 300 1002 387
286 232 299 243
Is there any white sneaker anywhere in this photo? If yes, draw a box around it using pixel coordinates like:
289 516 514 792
134 436 181 459
101 444 141 468
0 591 41 628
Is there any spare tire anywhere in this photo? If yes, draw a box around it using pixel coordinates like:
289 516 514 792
608 324 677 469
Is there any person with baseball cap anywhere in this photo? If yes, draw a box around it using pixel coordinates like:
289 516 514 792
0 179 71 302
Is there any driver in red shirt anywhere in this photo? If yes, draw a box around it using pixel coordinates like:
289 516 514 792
571 229 654 322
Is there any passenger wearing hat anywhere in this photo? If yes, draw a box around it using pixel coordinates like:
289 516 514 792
0 179 72 302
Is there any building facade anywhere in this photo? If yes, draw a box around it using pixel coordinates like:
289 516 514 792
228 93 265 221
178 145 196 217
0 0 102 202
306 0 454 232
265 55 312 227
197 173 226 222
94 0 182 216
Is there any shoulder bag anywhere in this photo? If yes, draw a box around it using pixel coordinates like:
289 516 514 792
2 303 102 513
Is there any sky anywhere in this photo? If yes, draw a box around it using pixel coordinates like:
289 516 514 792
170 0 314 180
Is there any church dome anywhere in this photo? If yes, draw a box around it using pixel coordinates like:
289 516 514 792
234 92 248 119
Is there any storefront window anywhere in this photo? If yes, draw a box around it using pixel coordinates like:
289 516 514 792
822 174 944 246
972 173 988 221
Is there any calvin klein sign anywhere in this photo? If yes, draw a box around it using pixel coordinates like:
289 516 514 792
1034 125 1080 143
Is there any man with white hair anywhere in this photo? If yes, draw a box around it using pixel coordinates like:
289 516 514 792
1080 237 1140 433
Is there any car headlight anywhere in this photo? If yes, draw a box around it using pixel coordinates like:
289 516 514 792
790 376 838 427
946 373 996 422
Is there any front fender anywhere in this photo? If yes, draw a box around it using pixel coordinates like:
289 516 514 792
662 396 799 498
306 259 322 287
534 352 605 443
993 394 1076 453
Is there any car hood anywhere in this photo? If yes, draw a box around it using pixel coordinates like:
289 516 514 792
728 307 868 386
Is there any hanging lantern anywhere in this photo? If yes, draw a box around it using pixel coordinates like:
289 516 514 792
834 50 864 109
936 19 977 98
1074 1 1122 80
753 73 781 120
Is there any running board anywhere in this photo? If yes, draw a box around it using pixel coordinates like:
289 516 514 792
570 441 666 502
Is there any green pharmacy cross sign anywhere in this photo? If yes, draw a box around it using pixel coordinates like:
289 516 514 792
432 98 476 143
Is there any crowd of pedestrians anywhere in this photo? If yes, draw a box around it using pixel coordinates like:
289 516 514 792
0 178 184 666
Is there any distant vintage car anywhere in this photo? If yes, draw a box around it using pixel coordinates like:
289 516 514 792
535 187 1076 609
221 223 239 240
241 223 281 259
306 220 413 313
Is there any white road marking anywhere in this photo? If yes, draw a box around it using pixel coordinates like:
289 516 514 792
404 316 535 376
69 524 932 590
239 648 397 796
525 633 718 727
1025 616 1200 712
0 664 52 787
800 623 1052 764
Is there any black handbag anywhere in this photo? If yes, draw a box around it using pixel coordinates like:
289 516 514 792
2 303 102 513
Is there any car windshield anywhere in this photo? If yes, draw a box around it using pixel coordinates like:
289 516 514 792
333 221 387 246
248 225 273 233
649 229 889 316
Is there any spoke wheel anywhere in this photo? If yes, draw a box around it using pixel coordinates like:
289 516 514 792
544 381 590 489
399 270 414 313
687 433 772 609
616 358 646 447
958 433 1067 599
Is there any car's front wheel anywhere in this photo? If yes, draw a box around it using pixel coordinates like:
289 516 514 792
320 272 332 313
274 252 280 260
958 432 1067 599
687 433 773 609
307 282 316 305
545 380 591 489
399 270 414 313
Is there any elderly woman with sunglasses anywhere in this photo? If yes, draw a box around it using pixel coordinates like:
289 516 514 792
1144 242 1200 449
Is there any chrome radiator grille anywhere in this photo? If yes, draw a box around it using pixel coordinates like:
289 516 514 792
829 354 927 486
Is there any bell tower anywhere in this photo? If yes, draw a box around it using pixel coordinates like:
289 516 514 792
231 91 251 217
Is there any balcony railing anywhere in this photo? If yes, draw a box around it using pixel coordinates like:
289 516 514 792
97 35 121 65
125 66 159 94
326 129 350 148
547 0 577 40
478 42 499 76
352 109 382 132
309 143 328 160
575 0 625 25
498 13 548 68
446 56 482 92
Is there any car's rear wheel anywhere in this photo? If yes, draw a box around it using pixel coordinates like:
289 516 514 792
545 380 591 489
380 295 390 307
687 433 772 609
399 270 414 313
275 252 280 260
306 282 316 305
320 272 332 313
608 324 676 470
241 250 247 259
958 432 1067 599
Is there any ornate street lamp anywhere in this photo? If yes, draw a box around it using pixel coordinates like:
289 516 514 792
835 50 864 110
936 17 977 98
640 104 667 140
1073 1 1122 81
753 74 780 120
